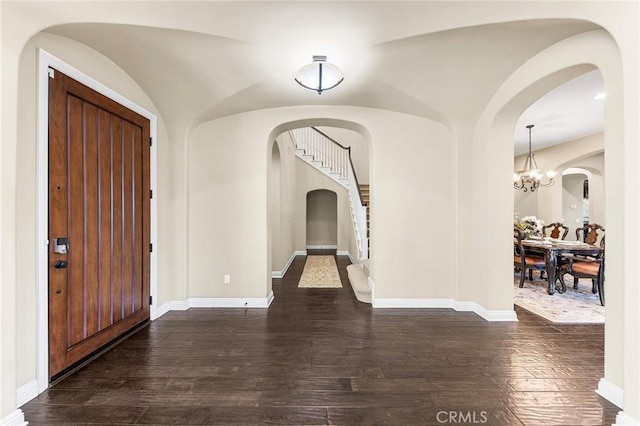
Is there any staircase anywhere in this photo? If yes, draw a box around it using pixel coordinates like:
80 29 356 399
289 127 368 261
360 184 370 251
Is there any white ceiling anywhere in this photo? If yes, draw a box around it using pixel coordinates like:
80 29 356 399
39 3 602 150
514 69 605 156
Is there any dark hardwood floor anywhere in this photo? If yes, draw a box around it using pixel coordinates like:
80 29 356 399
22 254 618 425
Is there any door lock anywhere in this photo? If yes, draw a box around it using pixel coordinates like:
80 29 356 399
54 260 69 269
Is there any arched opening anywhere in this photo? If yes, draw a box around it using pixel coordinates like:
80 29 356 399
562 168 593 229
478 28 624 408
306 189 338 250
511 70 606 323
266 117 374 278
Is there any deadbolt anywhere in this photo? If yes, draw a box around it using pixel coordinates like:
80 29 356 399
54 260 68 269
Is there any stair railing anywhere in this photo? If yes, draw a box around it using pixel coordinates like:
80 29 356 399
289 127 368 259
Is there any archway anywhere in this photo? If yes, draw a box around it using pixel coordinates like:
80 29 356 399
306 189 338 250
266 117 374 274
562 168 593 230
477 28 624 409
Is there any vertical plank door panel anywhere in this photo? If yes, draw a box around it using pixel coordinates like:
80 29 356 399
121 121 134 318
67 95 86 348
111 117 124 324
83 102 100 339
98 109 113 331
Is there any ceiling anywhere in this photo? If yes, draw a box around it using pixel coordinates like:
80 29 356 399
514 69 605 156
40 3 602 150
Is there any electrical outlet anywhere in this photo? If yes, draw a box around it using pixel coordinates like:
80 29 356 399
224 275 231 284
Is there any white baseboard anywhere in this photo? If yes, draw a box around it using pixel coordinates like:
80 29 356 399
156 300 190 318
372 298 517 322
615 412 639 425
188 293 274 308
155 291 274 319
337 250 357 265
306 244 337 250
16 379 38 407
0 409 26 426
454 301 518 322
373 298 456 308
272 252 297 278
597 378 624 409
295 250 307 256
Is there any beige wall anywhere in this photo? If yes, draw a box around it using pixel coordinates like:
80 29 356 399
371 117 455 298
514 132 604 228
295 160 353 252
269 134 296 274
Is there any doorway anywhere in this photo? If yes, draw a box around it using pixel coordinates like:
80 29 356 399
305 190 338 249
562 172 590 229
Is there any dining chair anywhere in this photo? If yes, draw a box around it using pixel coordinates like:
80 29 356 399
557 252 605 306
542 222 569 240
514 228 546 288
539 222 569 280
576 223 605 246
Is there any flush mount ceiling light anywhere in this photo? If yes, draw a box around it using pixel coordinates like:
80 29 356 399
513 124 557 192
295 55 344 95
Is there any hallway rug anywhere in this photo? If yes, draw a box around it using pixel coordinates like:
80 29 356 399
513 275 604 323
298 255 342 288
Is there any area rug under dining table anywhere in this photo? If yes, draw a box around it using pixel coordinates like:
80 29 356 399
513 275 604 323
298 255 343 288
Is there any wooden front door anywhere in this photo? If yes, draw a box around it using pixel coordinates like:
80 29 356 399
48 69 151 378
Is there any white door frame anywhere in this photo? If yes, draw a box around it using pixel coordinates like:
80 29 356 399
36 49 158 394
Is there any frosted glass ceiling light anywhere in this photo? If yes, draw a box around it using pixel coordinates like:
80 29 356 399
514 124 556 192
295 55 344 95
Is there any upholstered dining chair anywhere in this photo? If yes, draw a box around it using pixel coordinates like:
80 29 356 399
542 222 569 240
557 252 605 306
539 222 569 280
514 228 546 288
556 223 605 305
576 223 605 246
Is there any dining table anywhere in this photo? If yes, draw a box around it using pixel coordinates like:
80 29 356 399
520 238 604 295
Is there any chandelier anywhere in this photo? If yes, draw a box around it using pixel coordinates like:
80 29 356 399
294 55 344 95
513 124 556 192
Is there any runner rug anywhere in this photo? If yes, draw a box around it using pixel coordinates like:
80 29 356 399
298 255 343 288
513 275 604 323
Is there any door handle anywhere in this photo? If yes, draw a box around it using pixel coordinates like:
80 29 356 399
53 237 69 254
54 260 69 269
